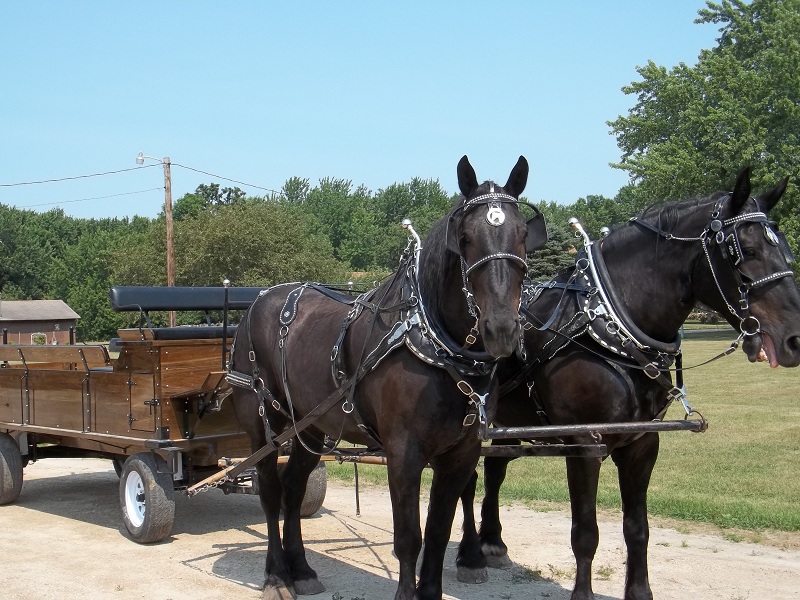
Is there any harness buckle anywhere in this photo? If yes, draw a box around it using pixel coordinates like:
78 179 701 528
462 413 477 427
248 350 256 362
644 362 661 379
342 399 355 414
456 380 474 397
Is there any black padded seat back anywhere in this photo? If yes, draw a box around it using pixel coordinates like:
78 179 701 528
109 286 265 313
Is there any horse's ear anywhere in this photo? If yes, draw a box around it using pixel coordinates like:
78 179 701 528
457 155 479 197
504 156 528 198
759 176 789 212
730 166 752 213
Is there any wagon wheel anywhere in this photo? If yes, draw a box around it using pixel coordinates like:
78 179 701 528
300 462 327 517
0 433 24 505
119 452 175 543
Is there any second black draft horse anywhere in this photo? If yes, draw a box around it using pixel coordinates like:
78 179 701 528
228 156 547 600
456 168 800 600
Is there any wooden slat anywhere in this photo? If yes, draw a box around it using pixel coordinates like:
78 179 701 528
0 345 110 369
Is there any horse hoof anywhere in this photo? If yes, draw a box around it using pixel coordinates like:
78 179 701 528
293 577 325 596
481 544 513 569
262 577 297 600
457 566 489 584
484 553 513 569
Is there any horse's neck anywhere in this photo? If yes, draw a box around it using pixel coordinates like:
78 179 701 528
599 232 698 342
418 253 473 345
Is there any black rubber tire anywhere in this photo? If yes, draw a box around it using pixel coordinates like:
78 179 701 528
300 462 327 517
119 452 175 543
0 433 23 505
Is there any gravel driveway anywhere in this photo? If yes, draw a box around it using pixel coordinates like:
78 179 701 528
2 458 799 599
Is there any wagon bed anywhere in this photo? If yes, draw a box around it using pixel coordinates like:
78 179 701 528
0 285 327 543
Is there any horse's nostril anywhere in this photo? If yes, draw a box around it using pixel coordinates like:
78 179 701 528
789 336 800 352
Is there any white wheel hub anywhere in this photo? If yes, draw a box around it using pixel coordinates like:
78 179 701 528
124 470 146 528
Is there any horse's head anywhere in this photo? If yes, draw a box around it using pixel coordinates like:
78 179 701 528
440 155 546 358
697 168 800 367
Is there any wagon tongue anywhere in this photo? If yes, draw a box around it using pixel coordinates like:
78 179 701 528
757 333 779 369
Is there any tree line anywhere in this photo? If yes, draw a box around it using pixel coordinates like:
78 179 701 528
1 0 798 340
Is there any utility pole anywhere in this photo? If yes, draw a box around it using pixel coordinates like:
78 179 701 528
163 157 175 327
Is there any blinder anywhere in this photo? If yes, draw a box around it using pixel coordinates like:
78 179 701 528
525 209 548 253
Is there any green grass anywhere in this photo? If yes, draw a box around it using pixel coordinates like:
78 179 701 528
327 334 800 532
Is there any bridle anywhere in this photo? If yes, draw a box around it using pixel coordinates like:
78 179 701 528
447 185 545 346
630 194 795 338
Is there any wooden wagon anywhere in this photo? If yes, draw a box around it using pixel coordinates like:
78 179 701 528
0 286 327 543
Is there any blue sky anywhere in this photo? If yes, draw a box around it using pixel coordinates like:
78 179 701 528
1 2 721 220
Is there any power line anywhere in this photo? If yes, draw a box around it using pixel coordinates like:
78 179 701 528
11 187 164 209
0 165 160 187
0 162 282 196
171 163 281 195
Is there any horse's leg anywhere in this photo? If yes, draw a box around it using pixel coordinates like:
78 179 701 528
417 445 481 600
479 454 515 568
280 438 325 596
565 455 602 600
455 470 488 583
611 433 659 600
386 450 425 600
257 451 297 600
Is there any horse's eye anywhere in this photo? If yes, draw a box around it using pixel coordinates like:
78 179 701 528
742 247 757 258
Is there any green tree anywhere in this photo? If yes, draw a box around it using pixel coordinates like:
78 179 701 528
174 202 348 287
281 177 311 204
0 205 56 298
526 221 578 281
570 194 635 239
171 183 248 220
608 0 800 220
371 179 455 270
49 229 129 340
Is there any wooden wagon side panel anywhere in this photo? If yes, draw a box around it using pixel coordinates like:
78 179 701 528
90 371 157 436
158 344 224 394
0 369 25 425
27 370 87 431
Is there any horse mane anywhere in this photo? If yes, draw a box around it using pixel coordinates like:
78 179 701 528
416 196 464 319
609 190 730 241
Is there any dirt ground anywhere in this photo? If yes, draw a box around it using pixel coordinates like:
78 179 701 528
2 458 799 600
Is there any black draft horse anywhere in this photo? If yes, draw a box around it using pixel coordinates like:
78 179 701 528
456 168 800 599
229 156 544 600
